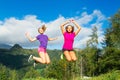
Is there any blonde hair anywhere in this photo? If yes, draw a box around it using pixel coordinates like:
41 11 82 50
41 25 46 31
38 25 46 33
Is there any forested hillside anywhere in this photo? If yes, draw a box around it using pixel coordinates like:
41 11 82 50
0 44 62 80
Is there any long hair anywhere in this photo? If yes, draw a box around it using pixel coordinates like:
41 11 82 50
41 25 46 31
38 25 46 33
65 25 74 33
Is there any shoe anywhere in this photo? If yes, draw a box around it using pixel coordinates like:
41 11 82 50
28 55 33 62
33 61 37 68
33 62 36 68
60 53 64 60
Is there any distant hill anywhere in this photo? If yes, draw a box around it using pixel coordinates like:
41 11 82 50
0 44 12 49
0 46 61 69
10 44 23 50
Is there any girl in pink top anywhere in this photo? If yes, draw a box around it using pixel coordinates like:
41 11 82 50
60 20 81 61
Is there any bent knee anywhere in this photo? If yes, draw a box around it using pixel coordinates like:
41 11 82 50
41 60 46 64
66 58 72 61
72 58 77 61
46 61 50 64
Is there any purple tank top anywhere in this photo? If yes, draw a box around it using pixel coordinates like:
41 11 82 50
36 34 48 48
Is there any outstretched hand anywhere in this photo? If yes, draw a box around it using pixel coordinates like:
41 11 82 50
69 19 73 22
69 19 75 23
25 32 37 42
25 32 30 37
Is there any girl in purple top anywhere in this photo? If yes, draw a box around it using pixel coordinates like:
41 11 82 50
25 25 57 67
60 20 81 61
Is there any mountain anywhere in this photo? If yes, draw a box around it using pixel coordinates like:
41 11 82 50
10 44 23 50
0 44 12 49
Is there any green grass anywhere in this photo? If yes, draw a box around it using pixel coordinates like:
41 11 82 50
90 70 120 80
75 70 120 80
23 70 120 80
23 77 57 80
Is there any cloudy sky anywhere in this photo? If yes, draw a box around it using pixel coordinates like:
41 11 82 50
0 0 120 49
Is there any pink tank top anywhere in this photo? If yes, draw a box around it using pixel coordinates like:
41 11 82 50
63 32 75 50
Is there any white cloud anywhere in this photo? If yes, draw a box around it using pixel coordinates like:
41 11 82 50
0 21 3 25
78 12 93 25
0 10 106 49
0 16 42 47
92 10 106 22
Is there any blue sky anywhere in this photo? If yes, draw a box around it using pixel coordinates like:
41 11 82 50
0 0 120 49
0 0 120 21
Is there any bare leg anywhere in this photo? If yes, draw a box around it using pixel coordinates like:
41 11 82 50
45 53 50 64
64 51 72 61
33 52 46 64
69 51 77 61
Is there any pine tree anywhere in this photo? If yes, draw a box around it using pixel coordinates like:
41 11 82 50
99 10 120 74
104 10 120 49
87 26 98 48
83 26 99 76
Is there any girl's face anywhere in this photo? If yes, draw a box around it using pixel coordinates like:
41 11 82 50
38 28 44 34
66 26 73 33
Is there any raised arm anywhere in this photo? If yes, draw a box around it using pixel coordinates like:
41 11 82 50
71 20 81 36
25 32 37 42
48 37 58 41
60 21 70 34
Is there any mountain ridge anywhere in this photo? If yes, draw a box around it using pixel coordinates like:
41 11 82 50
0 43 12 49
